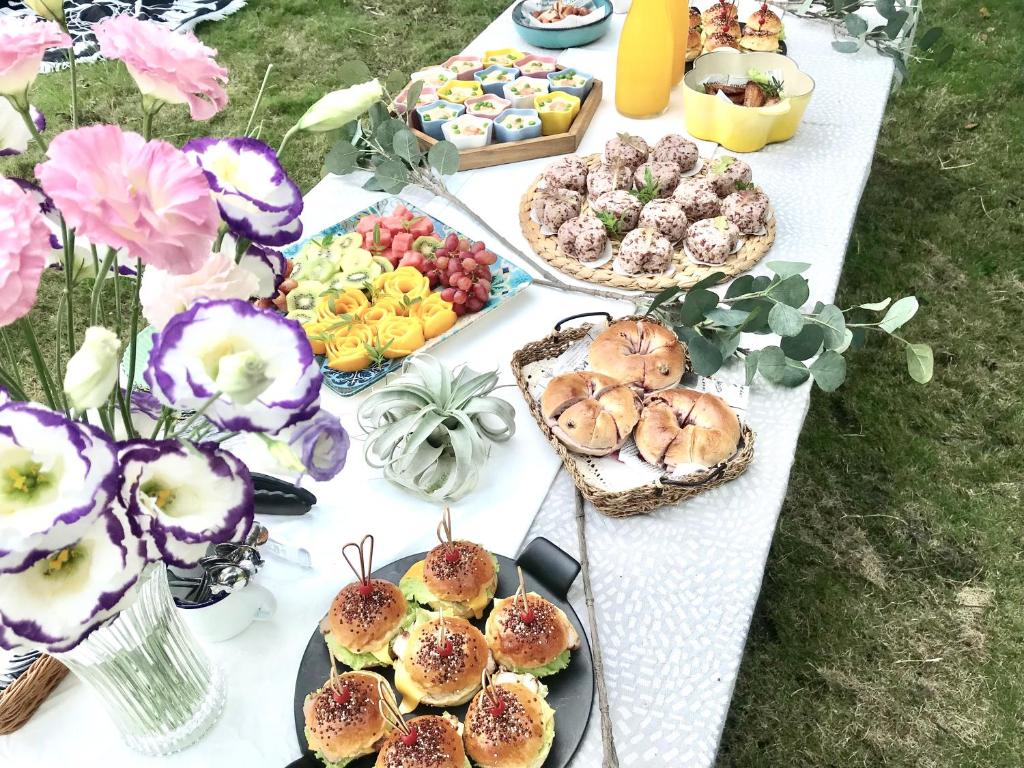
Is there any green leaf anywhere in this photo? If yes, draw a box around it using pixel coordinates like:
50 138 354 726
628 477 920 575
766 261 812 278
375 118 409 150
363 175 387 192
338 61 373 87
767 275 810 308
757 346 810 386
368 101 389 128
875 0 895 17
918 26 943 51
323 139 359 176
725 275 755 299
385 69 409 95
645 287 683 317
392 129 422 164
878 296 919 333
678 329 723 376
906 343 934 383
885 10 909 38
405 80 424 116
816 304 847 350
374 160 410 194
705 307 750 327
737 301 771 333
780 324 824 360
809 350 847 392
858 297 892 312
768 303 805 337
933 43 954 66
744 350 760 384
713 330 741 360
676 288 720 326
832 40 861 54
844 14 868 36
428 141 460 176
689 272 728 291
850 327 867 349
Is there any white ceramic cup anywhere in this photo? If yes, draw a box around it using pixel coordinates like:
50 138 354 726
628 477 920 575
176 584 276 643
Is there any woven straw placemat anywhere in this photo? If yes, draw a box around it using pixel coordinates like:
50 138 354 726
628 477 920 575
519 154 776 292
0 655 67 735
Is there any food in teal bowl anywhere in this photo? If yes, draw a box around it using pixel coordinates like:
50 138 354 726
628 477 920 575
512 0 614 50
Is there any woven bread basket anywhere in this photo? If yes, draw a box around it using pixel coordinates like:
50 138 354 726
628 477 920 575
0 654 67 734
519 154 776 292
511 313 756 517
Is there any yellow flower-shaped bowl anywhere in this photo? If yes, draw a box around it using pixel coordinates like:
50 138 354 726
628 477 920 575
534 91 581 136
437 80 485 105
683 51 815 153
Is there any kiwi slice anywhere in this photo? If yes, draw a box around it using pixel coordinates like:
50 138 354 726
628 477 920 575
291 256 336 283
340 249 374 274
412 235 442 257
286 280 327 313
335 233 362 251
285 309 317 325
372 256 395 273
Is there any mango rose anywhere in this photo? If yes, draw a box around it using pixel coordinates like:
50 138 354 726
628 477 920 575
360 302 399 325
331 288 370 317
315 295 339 323
302 320 332 355
324 324 377 373
371 295 408 317
410 294 458 340
376 316 426 359
374 266 430 304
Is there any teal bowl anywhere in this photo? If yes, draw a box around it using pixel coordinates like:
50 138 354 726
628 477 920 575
511 0 614 49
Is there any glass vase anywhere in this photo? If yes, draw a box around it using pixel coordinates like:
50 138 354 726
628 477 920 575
55 561 225 755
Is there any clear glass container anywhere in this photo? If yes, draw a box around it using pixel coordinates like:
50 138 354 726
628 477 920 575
55 562 225 755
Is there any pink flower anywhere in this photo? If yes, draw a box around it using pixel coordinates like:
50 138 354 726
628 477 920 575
94 15 228 120
0 17 70 98
140 243 259 330
36 125 221 275
0 177 51 327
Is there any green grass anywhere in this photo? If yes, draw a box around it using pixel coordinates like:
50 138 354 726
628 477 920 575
3 0 1023 765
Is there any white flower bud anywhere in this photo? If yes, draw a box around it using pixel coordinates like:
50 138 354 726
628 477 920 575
63 326 120 410
296 79 383 133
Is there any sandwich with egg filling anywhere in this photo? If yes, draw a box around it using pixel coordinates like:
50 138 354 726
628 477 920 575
392 613 495 713
485 592 580 677
400 539 499 620
321 578 413 669
303 670 396 768
374 713 470 768
463 672 555 768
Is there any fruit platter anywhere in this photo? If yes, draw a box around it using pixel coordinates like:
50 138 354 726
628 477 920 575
392 49 603 171
277 198 532 396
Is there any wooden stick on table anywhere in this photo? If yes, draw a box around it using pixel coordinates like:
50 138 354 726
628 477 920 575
574 488 620 767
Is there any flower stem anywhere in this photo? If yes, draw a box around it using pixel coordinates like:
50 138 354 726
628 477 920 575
14 99 48 152
142 109 155 142
122 259 144 437
277 125 299 157
62 220 76 356
67 47 79 129
18 318 58 410
245 64 274 137
89 248 117 325
173 393 221 438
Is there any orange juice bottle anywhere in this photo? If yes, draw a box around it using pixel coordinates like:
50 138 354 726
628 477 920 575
668 0 690 85
615 0 674 118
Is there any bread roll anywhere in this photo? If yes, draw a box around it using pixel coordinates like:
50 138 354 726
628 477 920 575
322 579 407 654
541 371 641 456
588 320 687 392
635 388 740 469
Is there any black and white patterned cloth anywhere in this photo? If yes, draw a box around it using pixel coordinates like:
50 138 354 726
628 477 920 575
0 0 247 69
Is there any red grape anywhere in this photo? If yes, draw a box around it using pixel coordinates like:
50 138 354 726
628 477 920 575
453 303 468 316
458 238 470 252
472 282 489 301
435 247 448 258
461 257 477 272
471 241 485 253
436 255 449 270
476 250 497 266
466 298 485 312
453 290 468 304
440 287 456 302
444 233 459 251
457 276 471 292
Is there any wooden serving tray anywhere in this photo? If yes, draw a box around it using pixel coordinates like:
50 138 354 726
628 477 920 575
411 78 603 171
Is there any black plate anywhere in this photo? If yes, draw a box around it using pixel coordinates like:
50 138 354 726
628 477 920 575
291 537 594 768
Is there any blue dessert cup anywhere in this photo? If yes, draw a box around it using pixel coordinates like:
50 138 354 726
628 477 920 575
493 108 543 143
415 100 466 140
546 68 595 100
475 65 521 96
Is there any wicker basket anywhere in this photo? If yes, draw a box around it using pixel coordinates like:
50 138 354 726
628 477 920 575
0 654 67 735
511 313 756 517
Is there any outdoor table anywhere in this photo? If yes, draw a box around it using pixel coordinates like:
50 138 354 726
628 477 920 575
0 2 894 766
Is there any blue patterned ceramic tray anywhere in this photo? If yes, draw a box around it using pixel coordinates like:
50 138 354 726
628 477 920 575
281 198 533 397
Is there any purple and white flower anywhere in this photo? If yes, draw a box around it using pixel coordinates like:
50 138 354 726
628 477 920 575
0 402 120 572
184 137 303 247
237 242 288 299
119 440 254 568
0 100 44 157
9 178 61 254
280 407 350 481
143 299 321 434
109 389 163 441
0 503 147 653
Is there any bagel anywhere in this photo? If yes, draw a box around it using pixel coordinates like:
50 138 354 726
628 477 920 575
540 372 641 456
587 320 687 392
634 388 740 470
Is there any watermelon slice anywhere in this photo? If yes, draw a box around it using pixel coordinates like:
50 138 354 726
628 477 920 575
392 232 415 255
355 215 381 235
406 217 434 238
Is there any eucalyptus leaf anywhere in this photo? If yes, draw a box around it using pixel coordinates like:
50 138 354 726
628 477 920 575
919 26 943 50
886 10 910 38
678 329 723 376
689 271 728 290
725 275 756 299
323 139 359 176
834 328 855 354
878 296 919 333
368 101 389 128
858 297 892 312
363 175 388 192
744 350 760 385
428 141 460 176
768 302 805 337
374 160 411 194
375 118 409 150
816 304 847 349
780 324 824 360
676 288 720 325
737 301 771 333
767 274 810 308
645 286 683 317
933 44 954 66
832 40 861 53
714 330 741 360
386 69 410 95
757 346 811 386
405 80 424 116
844 13 868 36
875 0 895 17
766 261 812 278
809 350 847 391
906 343 934 383
393 129 422 164
705 307 750 327
338 60 373 87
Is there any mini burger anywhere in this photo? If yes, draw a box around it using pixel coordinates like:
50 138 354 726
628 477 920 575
485 570 580 677
374 713 470 768
304 670 395 767
322 535 412 669
464 672 555 768
400 508 498 620
392 613 495 713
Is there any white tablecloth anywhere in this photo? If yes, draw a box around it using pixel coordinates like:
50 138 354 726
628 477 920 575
0 3 893 767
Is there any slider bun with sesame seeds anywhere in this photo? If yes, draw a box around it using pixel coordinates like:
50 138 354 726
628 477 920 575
400 540 499 620
320 579 411 669
303 670 396 767
485 593 580 677
374 713 470 768
392 615 495 713
463 672 556 768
